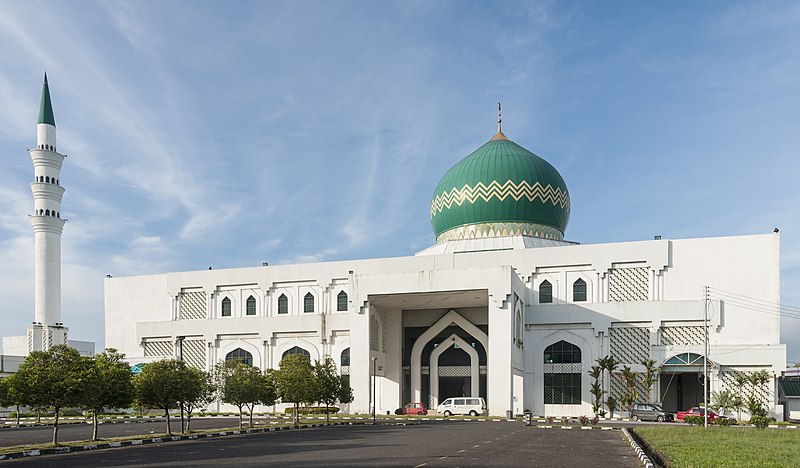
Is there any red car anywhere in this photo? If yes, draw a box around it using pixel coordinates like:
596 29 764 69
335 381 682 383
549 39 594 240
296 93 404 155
395 402 428 415
676 407 720 422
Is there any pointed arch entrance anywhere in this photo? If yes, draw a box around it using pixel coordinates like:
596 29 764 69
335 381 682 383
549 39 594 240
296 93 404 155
410 310 488 406
660 353 716 413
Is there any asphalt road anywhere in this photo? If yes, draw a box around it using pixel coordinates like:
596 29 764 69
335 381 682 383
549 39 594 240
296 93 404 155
3 422 639 467
0 418 242 448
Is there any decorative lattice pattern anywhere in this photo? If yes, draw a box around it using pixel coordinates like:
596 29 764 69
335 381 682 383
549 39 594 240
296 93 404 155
720 370 772 405
340 365 350 375
610 326 649 365
544 362 581 373
182 339 206 369
402 307 488 327
144 340 173 357
370 314 379 351
431 180 570 217
610 373 648 403
661 326 705 346
179 291 206 320
609 267 649 302
439 365 471 377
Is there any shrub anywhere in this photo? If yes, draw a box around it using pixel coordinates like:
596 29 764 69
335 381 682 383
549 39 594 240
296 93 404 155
591 415 599 426
578 415 589 426
545 416 554 424
684 415 705 426
750 416 773 429
713 417 735 426
561 416 569 424
283 406 340 415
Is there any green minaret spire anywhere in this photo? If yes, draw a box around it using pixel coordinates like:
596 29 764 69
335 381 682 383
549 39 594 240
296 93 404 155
38 73 56 126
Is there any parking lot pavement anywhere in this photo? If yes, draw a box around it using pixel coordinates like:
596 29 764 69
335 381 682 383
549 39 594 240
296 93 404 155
4 421 640 467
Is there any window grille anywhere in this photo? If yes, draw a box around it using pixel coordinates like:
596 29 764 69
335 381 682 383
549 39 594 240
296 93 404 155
221 297 232 317
304 292 315 313
573 278 587 302
278 294 288 314
543 340 582 405
282 346 310 361
246 296 256 316
225 348 253 366
337 291 348 311
539 280 553 303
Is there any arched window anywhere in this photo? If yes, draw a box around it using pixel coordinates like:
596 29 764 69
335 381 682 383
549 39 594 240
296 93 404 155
277 294 288 314
543 340 581 405
303 292 315 313
340 348 350 375
225 348 253 366
221 297 232 317
46 176 50 183
337 291 348 312
45 209 50 216
539 280 553 303
282 346 310 361
573 278 587 302
246 295 256 316
56 212 60 218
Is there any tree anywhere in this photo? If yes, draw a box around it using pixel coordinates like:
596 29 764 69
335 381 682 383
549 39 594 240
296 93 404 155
80 348 136 440
338 375 354 408
619 365 640 415
13 345 88 445
222 363 273 429
315 356 342 422
732 373 749 421
135 359 187 435
588 365 605 418
2 373 23 425
640 359 660 404
745 370 771 419
275 353 318 424
596 355 619 414
711 389 739 417
180 367 215 433
606 396 618 419
0 378 10 416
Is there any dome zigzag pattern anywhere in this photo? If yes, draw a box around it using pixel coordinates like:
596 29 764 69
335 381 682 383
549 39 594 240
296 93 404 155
430 179 570 219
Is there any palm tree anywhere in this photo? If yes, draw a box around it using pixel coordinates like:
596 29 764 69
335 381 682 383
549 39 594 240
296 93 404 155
641 358 660 403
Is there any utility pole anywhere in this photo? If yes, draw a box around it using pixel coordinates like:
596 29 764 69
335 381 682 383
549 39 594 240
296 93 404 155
372 357 377 423
704 285 709 428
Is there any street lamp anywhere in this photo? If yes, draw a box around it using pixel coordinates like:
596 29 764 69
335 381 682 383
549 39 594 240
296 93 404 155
372 357 377 424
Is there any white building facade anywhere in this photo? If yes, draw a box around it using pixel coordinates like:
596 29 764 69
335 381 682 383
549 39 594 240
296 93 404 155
104 121 786 418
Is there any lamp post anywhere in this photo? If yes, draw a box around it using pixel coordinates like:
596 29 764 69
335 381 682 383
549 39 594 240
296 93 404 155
372 357 377 424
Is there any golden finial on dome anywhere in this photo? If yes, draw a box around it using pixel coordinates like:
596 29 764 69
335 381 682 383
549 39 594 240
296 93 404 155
492 99 509 140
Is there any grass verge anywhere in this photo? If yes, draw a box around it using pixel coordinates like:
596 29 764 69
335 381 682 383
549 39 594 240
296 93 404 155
635 426 800 467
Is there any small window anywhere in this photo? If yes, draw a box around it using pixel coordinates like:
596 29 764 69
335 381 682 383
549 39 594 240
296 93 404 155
221 297 232 317
304 292 314 313
573 278 587 302
225 348 253 366
46 176 50 183
337 290 348 311
340 347 350 367
45 209 50 216
277 294 288 314
282 346 310 361
246 295 256 316
539 280 553 303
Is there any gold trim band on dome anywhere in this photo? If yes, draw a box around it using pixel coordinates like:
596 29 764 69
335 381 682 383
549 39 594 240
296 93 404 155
430 179 570 218
435 222 564 243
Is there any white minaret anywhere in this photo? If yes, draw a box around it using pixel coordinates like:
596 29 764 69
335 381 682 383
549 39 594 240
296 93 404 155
27 74 68 352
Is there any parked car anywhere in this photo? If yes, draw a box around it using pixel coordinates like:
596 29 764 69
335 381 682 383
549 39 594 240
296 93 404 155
676 406 735 423
631 403 674 422
437 397 487 416
394 402 428 415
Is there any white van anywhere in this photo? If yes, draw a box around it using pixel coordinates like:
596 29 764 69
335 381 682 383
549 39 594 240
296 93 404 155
437 397 487 416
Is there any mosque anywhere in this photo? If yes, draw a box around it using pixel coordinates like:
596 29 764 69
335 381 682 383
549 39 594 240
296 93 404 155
101 100 786 418
4 75 777 418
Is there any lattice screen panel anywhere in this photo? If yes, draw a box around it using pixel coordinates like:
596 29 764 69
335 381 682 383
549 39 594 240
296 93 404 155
179 291 207 320
610 326 649 365
439 365 471 377
340 365 350 376
720 370 772 406
144 340 173 357
369 314 379 351
610 374 648 403
182 339 206 369
661 326 705 346
544 363 582 373
402 307 488 327
609 267 649 302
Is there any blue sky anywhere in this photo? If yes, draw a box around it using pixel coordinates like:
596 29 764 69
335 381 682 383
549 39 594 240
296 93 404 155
0 1 798 361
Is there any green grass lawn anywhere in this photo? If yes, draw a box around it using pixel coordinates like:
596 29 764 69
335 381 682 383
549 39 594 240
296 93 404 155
635 426 800 467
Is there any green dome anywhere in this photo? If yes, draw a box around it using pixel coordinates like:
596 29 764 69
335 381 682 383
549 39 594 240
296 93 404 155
430 132 570 243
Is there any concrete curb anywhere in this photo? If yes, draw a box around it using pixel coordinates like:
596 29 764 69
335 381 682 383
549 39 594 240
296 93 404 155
622 428 655 468
0 421 417 461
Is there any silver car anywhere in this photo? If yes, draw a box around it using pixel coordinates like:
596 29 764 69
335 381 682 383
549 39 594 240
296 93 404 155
631 403 674 422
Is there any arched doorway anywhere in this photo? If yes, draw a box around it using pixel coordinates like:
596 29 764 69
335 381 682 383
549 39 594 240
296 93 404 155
660 353 714 412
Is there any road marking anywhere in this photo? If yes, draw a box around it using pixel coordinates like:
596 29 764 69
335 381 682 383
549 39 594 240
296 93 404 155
414 464 427 468
473 444 480 448
439 456 447 459
458 449 466 453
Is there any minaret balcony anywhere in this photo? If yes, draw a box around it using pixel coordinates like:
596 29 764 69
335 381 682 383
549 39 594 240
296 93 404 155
29 149 65 168
30 182 65 200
